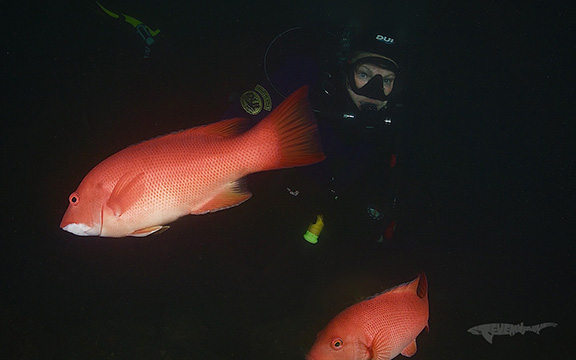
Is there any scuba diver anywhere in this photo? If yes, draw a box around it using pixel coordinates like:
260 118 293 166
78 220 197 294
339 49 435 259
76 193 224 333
224 27 424 246
96 2 160 58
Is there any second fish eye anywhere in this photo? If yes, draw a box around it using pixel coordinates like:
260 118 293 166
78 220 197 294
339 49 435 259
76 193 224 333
331 338 343 350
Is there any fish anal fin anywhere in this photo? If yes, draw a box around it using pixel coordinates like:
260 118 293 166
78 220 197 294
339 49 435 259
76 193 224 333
191 179 252 214
107 172 146 217
371 329 393 360
129 225 170 237
400 339 417 357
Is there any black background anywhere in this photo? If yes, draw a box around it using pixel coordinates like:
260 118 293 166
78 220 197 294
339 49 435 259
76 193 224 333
1 0 573 359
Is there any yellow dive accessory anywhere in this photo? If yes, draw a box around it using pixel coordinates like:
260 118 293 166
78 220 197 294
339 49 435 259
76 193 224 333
303 214 324 244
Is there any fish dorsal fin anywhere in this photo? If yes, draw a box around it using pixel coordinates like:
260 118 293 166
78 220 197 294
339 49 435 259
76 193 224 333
367 272 428 300
107 172 146 217
370 329 394 360
366 280 415 301
400 339 417 357
190 178 252 214
193 117 250 137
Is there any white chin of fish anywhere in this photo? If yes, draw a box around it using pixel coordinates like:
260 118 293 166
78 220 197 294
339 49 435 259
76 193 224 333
62 223 100 236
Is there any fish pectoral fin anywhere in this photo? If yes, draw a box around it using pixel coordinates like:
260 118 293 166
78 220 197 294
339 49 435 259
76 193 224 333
400 339 417 357
107 172 147 217
129 225 170 237
191 179 252 214
370 329 394 360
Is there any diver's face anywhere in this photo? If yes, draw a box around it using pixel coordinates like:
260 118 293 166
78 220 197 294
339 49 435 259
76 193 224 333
347 64 396 111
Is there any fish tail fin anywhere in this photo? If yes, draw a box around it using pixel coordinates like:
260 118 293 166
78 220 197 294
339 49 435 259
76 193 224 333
254 86 325 169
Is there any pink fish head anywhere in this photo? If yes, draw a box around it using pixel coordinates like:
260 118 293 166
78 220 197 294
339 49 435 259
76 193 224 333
306 323 370 360
60 176 109 236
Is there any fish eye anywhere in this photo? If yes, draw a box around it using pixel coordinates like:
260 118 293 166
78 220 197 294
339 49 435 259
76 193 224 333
69 192 80 205
331 338 344 350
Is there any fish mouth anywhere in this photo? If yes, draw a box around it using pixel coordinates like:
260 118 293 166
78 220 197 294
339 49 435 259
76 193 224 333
61 223 100 236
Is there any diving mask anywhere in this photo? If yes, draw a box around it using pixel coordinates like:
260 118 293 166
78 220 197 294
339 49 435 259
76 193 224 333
346 56 398 101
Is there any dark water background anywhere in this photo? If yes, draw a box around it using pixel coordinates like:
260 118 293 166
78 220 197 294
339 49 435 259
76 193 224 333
2 0 574 359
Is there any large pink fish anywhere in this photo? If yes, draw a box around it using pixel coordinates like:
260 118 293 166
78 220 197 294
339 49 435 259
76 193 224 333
61 86 325 237
307 273 429 360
